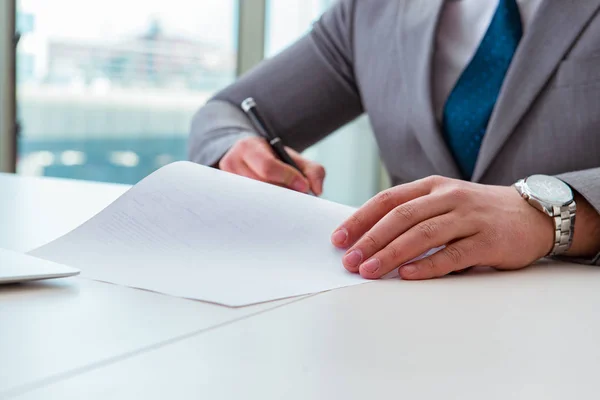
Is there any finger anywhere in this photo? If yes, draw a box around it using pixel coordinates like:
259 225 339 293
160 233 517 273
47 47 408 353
219 153 243 174
342 193 454 272
219 153 261 180
287 149 326 196
244 143 310 193
331 179 433 249
398 238 481 280
357 213 477 279
234 160 262 181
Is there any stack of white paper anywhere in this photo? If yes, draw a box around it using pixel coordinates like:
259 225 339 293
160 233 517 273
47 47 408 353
29 162 373 306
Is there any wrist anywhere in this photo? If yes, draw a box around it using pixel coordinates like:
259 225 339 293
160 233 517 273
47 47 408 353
506 186 554 258
513 176 576 257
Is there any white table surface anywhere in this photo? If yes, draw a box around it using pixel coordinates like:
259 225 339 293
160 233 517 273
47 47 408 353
2 173 600 400
0 173 301 398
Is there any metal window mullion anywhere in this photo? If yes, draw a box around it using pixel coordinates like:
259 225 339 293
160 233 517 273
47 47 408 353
236 0 266 76
0 0 16 173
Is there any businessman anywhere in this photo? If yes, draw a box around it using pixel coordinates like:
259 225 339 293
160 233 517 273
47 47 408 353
189 0 600 280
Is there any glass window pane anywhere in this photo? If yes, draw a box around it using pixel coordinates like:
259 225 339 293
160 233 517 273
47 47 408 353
266 0 381 207
16 0 237 184
265 0 329 57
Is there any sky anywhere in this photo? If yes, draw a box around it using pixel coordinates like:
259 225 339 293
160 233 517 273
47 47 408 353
18 0 330 51
17 0 330 80
19 0 238 48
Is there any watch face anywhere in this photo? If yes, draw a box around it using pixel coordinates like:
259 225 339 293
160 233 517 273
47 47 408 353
525 175 573 205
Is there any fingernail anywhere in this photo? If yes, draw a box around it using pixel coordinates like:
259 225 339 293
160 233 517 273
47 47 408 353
331 229 348 246
401 265 418 276
292 178 307 192
343 250 362 268
361 259 380 274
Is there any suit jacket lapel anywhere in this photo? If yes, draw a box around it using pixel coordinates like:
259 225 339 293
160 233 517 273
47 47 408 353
400 0 462 179
472 0 600 182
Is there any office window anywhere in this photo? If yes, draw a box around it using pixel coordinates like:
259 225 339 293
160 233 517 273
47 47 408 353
16 0 237 184
266 0 382 207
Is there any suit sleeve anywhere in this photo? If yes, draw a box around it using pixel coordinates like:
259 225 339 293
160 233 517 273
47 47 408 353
188 0 364 166
556 167 600 265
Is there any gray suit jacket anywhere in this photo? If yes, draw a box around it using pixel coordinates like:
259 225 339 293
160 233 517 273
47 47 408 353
190 0 600 264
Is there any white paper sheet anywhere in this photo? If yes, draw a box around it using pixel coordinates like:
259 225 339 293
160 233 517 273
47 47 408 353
29 162 373 306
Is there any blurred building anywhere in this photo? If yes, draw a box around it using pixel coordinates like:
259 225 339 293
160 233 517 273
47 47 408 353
46 19 235 91
17 19 234 184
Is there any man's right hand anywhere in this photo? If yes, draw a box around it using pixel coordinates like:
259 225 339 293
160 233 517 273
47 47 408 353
218 136 326 195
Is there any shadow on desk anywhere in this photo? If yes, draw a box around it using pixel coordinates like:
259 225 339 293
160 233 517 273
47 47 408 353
0 279 80 297
460 258 592 277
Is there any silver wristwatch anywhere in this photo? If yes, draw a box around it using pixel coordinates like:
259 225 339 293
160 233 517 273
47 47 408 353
514 175 576 256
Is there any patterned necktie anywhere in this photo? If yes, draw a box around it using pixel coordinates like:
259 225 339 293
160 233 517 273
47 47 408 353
442 0 523 179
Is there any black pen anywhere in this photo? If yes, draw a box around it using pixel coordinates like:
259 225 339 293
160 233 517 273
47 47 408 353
241 97 315 194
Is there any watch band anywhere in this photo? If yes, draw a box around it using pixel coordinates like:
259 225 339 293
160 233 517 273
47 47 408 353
550 202 576 256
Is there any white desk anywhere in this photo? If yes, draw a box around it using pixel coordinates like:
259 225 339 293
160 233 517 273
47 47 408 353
0 174 300 398
2 173 600 400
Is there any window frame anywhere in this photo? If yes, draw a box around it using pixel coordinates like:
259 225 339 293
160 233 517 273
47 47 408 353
237 0 266 75
0 0 16 173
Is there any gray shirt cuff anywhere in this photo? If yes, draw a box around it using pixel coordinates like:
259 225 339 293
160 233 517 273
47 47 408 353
188 128 255 167
188 100 258 166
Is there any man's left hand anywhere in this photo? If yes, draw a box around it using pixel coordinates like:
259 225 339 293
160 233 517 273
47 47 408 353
330 175 556 280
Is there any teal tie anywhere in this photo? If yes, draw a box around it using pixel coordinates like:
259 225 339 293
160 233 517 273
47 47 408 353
442 0 523 179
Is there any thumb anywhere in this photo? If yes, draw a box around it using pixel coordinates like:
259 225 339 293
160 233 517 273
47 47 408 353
287 149 326 196
304 162 326 196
